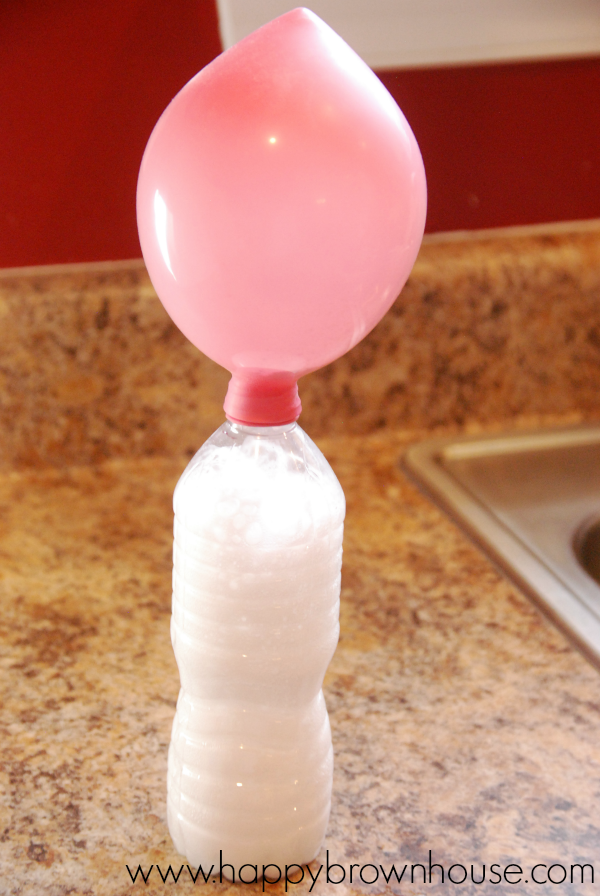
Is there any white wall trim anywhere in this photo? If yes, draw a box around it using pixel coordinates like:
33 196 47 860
216 0 600 69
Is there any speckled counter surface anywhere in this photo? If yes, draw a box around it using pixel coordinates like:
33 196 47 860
1 224 600 895
2 431 600 896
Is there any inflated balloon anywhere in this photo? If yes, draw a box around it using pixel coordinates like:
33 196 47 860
137 7 426 424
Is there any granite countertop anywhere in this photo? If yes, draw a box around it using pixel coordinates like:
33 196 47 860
2 222 600 895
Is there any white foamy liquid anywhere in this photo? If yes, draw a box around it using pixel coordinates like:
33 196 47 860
167 421 345 871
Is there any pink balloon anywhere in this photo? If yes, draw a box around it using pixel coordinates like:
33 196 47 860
137 7 426 425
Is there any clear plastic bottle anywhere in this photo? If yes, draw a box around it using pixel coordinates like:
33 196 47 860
167 421 345 872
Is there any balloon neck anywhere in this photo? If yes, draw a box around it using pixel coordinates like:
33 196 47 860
224 371 302 426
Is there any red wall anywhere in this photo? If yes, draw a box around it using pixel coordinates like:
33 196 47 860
0 0 221 268
378 58 600 233
1 1 599 268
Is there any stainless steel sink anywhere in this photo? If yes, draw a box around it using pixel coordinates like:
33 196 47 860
403 425 600 669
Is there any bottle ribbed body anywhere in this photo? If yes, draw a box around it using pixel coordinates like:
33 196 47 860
167 421 345 871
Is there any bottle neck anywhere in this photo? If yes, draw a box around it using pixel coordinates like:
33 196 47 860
225 420 297 436
223 370 302 426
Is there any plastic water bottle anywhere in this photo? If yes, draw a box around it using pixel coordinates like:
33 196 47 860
167 420 345 871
